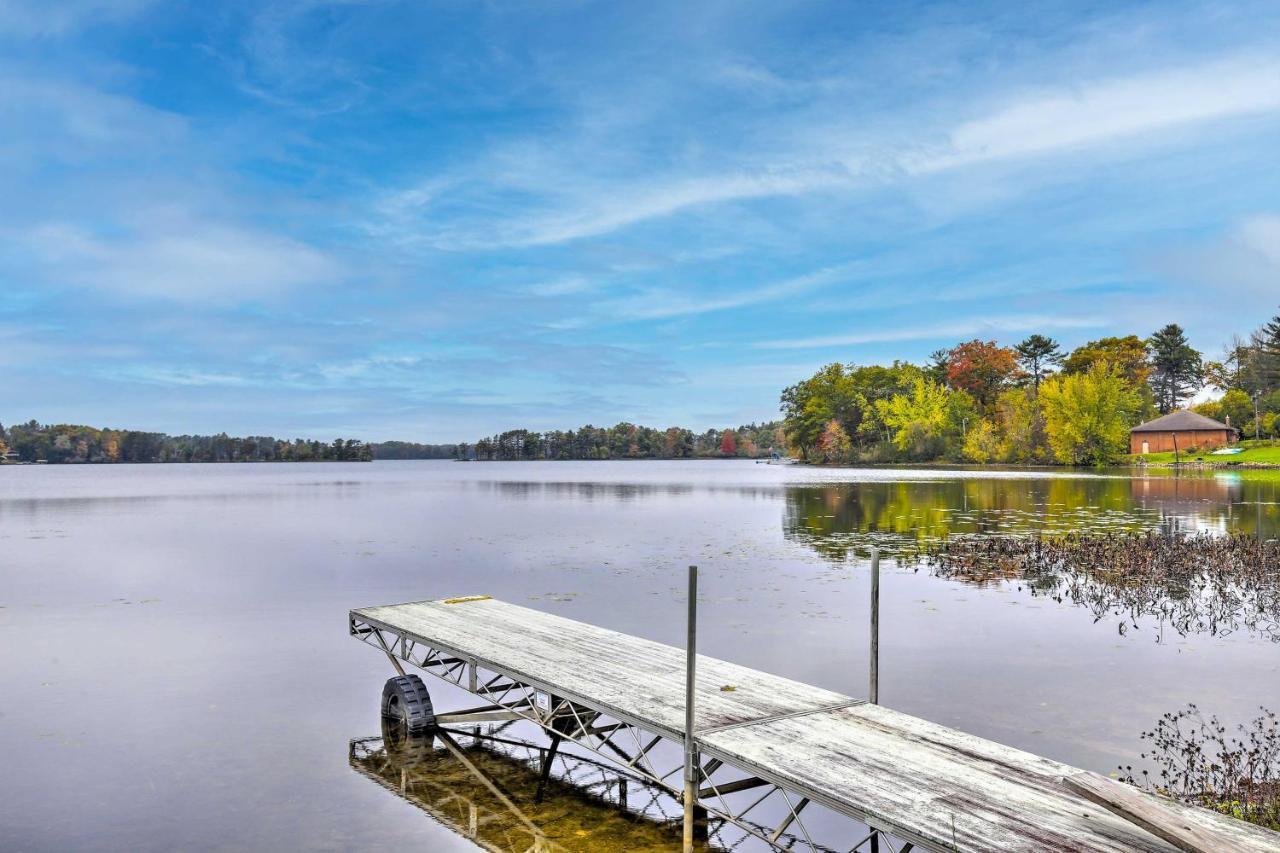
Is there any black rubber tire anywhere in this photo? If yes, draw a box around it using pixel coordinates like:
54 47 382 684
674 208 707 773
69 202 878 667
381 674 436 734
381 714 434 763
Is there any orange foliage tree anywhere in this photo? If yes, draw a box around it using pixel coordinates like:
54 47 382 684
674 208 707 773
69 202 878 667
719 429 737 456
946 340 1022 407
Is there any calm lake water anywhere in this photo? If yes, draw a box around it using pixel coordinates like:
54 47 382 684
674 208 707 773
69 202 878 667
2 461 1278 851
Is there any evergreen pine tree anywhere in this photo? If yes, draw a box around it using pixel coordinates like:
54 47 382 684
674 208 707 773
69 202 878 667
1147 324 1203 413
1014 335 1064 390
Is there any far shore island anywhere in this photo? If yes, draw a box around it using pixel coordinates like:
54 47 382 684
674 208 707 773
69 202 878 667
0 420 454 464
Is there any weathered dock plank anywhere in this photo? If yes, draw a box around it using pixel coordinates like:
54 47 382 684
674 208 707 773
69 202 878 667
1064 770 1256 853
352 596 1280 853
354 597 852 737
700 702 1280 852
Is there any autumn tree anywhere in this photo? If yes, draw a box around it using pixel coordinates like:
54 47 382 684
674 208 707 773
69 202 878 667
719 429 737 456
876 378 952 459
1147 324 1202 413
1014 335 1064 390
1063 335 1152 386
1039 364 1142 465
946 340 1021 407
817 420 852 463
844 363 921 444
993 386 1049 463
961 419 1000 464
946 389 979 455
780 363 862 456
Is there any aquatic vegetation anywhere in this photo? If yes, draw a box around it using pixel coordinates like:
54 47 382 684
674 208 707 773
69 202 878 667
910 532 1280 642
1120 705 1280 830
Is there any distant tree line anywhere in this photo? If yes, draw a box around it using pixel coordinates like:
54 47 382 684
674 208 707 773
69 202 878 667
0 420 375 463
781 311 1280 467
471 423 785 460
367 441 459 460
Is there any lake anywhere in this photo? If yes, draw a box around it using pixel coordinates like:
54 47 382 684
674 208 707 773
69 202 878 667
1 461 1278 851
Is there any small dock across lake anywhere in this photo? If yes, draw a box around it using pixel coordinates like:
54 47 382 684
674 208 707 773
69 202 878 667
350 595 1280 852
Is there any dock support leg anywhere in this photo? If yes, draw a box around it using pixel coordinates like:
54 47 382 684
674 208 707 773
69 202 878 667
683 564 698 853
869 546 879 705
535 733 561 803
375 632 406 677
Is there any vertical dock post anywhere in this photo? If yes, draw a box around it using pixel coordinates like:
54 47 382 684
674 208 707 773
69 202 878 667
683 564 698 853
869 547 880 705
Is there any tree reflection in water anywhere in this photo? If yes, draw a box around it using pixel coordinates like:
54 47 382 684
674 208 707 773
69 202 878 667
782 473 1280 642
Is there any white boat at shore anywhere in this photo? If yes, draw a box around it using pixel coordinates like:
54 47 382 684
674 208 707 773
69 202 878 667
756 453 800 465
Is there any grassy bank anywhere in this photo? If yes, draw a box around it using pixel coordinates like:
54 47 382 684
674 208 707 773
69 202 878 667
1130 441 1280 466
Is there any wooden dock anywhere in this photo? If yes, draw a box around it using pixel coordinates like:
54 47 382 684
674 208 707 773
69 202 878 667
350 595 1280 853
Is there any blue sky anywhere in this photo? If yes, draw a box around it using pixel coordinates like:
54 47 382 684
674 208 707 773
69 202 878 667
3 0 1279 441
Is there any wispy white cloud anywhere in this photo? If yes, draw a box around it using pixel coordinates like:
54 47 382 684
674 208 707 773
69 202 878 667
377 166 850 251
223 0 399 116
1238 215 1280 268
915 56 1280 172
1150 213 1280 308
508 171 842 248
0 0 152 37
601 263 858 322
119 367 253 387
374 52 1280 250
316 353 423 382
14 220 341 303
522 276 596 297
754 314 1107 350
0 76 186 159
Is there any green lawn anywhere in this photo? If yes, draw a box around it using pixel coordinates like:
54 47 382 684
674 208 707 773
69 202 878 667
1131 440 1280 465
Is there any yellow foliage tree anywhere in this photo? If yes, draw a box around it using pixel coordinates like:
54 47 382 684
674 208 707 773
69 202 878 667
1039 364 1141 465
994 387 1049 463
875 378 950 459
961 419 1000 463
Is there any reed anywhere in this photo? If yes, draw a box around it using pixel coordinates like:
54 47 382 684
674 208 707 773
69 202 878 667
906 531 1280 641
1119 704 1280 830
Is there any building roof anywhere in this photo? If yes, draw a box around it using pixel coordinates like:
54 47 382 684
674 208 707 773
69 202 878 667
1130 410 1232 433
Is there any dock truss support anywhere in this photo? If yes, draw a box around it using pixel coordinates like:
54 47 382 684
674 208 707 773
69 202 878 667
350 613 923 853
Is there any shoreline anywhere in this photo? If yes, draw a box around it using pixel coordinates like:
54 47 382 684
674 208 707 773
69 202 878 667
6 456 1279 470
1132 460 1280 470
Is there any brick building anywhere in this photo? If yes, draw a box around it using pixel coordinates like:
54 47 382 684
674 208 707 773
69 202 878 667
1130 410 1236 454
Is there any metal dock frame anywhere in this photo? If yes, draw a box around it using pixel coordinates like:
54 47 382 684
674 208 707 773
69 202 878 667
349 603 911 852
350 582 1280 853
